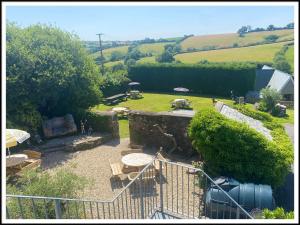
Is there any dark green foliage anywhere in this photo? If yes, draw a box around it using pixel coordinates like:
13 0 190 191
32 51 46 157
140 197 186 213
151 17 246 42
273 45 291 74
188 108 293 187
74 109 116 133
6 169 90 219
262 207 294 219
128 62 256 97
6 23 103 132
99 69 130 97
110 51 125 61
259 88 282 113
155 50 175 63
264 35 279 43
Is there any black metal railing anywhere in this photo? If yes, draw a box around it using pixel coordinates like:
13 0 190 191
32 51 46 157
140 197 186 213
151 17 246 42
6 158 253 219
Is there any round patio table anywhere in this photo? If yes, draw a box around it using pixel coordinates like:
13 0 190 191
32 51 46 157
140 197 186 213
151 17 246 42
121 153 154 168
112 107 129 114
6 154 28 167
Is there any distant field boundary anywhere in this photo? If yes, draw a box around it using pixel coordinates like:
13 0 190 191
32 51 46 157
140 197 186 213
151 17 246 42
176 39 294 56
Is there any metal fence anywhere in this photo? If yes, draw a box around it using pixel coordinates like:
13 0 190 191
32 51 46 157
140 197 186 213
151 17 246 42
6 159 253 219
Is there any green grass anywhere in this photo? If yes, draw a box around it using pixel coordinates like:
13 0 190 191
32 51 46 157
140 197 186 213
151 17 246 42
137 42 175 56
175 42 291 63
93 92 294 138
104 60 124 67
91 45 129 59
137 56 156 64
181 29 294 50
285 45 294 73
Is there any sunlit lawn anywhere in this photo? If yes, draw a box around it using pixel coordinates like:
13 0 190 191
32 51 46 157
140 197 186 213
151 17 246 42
92 92 294 138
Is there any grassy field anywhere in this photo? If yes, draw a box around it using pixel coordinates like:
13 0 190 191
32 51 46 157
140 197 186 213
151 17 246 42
175 41 291 63
285 45 294 72
181 29 294 50
93 92 294 138
137 42 175 56
137 56 156 64
104 60 124 67
91 45 129 59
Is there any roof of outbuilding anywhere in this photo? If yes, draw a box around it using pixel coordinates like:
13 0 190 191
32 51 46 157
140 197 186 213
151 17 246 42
267 69 294 93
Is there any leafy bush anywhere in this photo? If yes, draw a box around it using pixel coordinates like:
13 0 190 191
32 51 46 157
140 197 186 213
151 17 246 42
6 22 103 132
188 108 293 187
262 207 294 219
99 69 130 96
259 88 282 113
128 62 256 97
264 34 279 43
156 49 175 63
7 168 91 219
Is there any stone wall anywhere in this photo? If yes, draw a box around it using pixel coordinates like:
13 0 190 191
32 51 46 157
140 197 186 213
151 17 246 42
87 111 120 139
128 110 195 156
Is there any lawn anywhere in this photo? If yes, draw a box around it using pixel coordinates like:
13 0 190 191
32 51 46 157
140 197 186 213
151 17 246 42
93 92 294 138
137 56 156 64
175 41 291 63
180 29 294 50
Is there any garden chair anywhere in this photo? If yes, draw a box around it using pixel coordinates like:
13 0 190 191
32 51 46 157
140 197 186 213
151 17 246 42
109 159 123 180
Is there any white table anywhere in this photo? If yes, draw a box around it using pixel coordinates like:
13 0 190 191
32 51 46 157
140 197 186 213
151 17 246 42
6 154 28 167
112 107 129 114
121 153 154 168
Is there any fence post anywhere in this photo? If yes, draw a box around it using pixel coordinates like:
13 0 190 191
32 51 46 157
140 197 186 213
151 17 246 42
55 199 62 219
236 207 240 219
139 175 144 219
159 160 164 213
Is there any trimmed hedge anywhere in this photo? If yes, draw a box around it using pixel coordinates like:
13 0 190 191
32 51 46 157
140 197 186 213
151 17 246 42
128 62 256 97
188 108 293 187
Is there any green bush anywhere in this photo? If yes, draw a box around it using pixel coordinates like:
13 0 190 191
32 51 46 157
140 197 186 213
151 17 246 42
262 207 294 219
74 109 117 134
6 22 103 132
128 62 256 97
7 168 91 219
259 88 282 114
188 108 293 187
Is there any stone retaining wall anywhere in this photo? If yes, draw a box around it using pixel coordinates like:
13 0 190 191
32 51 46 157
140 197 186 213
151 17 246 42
128 110 195 156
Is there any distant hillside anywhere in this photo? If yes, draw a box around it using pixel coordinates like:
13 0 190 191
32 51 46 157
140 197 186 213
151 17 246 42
91 45 129 59
137 42 175 56
181 29 294 51
285 45 294 72
175 41 292 63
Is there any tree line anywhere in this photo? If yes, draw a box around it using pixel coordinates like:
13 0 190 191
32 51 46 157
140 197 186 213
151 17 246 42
237 22 294 36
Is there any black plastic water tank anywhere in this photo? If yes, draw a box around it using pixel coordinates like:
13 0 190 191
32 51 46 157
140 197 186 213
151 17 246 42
205 177 276 218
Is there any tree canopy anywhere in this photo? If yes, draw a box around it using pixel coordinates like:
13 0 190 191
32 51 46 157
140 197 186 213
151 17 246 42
6 23 103 132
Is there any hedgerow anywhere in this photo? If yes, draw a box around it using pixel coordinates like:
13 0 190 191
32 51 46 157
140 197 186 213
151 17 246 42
188 108 293 187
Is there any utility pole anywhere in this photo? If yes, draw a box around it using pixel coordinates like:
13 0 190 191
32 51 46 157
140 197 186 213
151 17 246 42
96 33 105 75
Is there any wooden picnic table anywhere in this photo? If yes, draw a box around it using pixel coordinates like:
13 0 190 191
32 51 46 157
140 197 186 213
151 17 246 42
105 93 127 104
6 154 28 167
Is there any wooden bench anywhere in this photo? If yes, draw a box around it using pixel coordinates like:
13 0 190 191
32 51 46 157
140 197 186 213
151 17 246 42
23 150 42 159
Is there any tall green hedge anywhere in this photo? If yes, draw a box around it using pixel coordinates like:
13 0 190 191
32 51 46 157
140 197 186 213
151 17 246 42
188 108 293 187
128 62 256 97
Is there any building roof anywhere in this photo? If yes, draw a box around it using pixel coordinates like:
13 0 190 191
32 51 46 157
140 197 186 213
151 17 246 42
267 69 294 94
254 65 294 95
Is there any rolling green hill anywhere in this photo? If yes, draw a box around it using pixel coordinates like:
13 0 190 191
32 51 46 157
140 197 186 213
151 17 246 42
285 45 294 72
175 41 292 63
91 45 129 59
181 29 294 50
137 42 175 56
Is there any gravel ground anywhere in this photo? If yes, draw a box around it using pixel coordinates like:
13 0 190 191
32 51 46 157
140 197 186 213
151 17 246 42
40 138 211 219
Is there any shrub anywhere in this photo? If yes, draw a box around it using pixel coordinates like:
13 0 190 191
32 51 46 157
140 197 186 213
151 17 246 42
6 23 103 132
264 34 279 43
6 168 91 219
188 108 293 187
262 207 294 219
128 62 256 97
259 88 282 113
156 50 175 63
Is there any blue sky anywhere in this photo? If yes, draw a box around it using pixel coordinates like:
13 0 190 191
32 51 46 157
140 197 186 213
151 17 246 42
6 6 294 41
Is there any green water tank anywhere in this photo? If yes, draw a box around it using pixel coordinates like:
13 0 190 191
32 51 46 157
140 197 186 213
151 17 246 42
205 177 275 218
